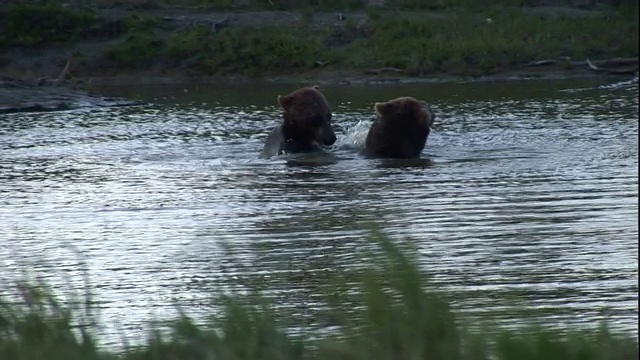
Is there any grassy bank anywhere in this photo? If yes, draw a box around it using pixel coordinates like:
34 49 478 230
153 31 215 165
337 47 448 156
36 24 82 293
0 233 637 360
0 1 637 82
4 0 638 11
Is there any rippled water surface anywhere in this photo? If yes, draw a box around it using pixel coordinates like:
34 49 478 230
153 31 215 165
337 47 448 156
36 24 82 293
1 77 638 345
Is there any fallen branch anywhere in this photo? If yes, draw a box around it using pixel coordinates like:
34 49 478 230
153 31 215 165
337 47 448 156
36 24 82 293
525 59 558 66
56 58 72 82
364 67 403 75
594 57 639 67
586 58 638 75
525 57 639 75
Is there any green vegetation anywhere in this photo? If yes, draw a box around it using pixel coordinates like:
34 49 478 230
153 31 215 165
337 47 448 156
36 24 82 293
0 3 97 46
148 0 637 11
105 32 163 68
0 233 637 360
13 0 635 11
0 0 637 78
145 9 638 76
333 10 639 75
166 25 324 75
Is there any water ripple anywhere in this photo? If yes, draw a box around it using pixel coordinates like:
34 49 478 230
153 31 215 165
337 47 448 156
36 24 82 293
0 80 637 346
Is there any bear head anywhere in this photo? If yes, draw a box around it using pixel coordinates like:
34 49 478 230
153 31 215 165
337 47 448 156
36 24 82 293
277 85 337 153
364 96 435 158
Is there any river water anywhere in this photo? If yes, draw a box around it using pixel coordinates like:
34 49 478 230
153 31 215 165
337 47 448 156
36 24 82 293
0 77 637 345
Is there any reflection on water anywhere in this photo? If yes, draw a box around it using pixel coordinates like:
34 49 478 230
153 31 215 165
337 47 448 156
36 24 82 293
0 77 638 345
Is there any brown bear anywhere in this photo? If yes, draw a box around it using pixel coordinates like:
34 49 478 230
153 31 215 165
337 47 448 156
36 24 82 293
261 85 337 158
364 96 436 159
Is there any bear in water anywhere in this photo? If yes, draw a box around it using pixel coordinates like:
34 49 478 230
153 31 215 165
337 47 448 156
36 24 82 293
261 85 337 158
364 96 436 159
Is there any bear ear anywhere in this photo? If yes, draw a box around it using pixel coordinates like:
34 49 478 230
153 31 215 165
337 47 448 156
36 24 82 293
277 94 294 110
418 106 435 128
311 85 321 90
374 101 392 116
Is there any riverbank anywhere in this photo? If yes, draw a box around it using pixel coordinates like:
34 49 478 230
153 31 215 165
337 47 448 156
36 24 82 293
0 2 638 88
1 234 637 359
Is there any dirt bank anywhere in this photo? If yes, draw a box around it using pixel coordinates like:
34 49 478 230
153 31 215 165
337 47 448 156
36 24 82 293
78 61 638 87
2 59 637 115
0 77 140 114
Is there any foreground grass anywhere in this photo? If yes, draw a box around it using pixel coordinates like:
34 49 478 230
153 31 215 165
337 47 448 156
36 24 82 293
0 2 637 79
0 234 637 360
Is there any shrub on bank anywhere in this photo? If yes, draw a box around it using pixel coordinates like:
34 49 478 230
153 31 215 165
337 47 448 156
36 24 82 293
1 1 638 77
0 3 97 46
333 9 638 75
153 9 638 76
11 0 636 11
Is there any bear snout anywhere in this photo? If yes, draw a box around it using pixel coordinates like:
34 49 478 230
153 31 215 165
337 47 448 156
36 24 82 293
316 122 337 146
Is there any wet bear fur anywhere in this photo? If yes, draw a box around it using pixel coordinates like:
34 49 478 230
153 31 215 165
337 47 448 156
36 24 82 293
261 85 336 157
364 96 436 159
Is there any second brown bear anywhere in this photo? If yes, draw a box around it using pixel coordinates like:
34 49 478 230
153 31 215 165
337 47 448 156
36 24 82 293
364 96 436 159
261 85 337 158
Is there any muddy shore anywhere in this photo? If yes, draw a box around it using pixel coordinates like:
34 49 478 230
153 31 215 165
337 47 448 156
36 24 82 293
3 65 637 115
2 57 637 115
80 63 637 87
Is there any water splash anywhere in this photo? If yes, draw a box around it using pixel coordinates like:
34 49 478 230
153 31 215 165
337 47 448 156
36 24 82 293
335 119 371 151
560 75 639 93
597 75 639 90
